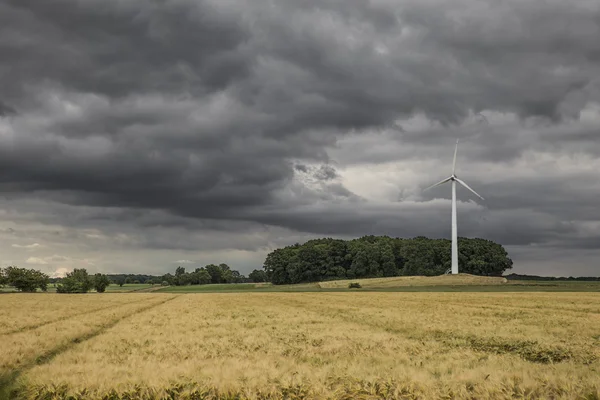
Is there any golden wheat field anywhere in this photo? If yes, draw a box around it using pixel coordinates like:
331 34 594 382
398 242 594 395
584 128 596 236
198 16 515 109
1 292 600 399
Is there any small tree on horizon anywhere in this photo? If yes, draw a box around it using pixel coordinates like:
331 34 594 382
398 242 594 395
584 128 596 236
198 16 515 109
57 268 93 293
93 273 111 293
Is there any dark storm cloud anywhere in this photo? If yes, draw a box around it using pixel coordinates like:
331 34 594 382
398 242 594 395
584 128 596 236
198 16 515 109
0 0 249 101
0 101 16 116
1 0 600 275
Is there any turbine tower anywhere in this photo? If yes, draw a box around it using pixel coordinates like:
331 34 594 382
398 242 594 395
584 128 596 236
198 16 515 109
424 139 484 274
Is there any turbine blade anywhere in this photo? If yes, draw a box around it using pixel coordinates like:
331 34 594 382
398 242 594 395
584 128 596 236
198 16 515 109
455 177 484 200
423 176 452 192
452 139 459 175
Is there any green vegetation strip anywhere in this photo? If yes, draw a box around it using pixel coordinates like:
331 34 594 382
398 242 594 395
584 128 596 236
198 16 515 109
155 281 600 293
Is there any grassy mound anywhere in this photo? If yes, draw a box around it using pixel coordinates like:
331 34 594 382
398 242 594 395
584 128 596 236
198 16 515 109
318 273 508 289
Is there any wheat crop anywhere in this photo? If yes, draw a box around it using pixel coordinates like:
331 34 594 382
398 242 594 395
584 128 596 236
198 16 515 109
0 294 174 379
0 293 157 335
5 292 600 399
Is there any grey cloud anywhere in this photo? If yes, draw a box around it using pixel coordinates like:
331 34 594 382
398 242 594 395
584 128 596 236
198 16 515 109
0 100 16 116
314 165 339 181
1 0 599 275
294 164 309 173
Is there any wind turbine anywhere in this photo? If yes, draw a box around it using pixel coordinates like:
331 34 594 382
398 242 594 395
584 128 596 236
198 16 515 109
424 139 484 275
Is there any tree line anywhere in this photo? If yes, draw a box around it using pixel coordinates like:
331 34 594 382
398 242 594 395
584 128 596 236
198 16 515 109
1 265 267 293
159 264 266 286
0 267 110 293
505 273 600 281
2 236 513 292
264 236 514 285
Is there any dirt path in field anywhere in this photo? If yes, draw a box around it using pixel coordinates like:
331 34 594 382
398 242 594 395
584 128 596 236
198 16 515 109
0 295 179 400
131 285 168 292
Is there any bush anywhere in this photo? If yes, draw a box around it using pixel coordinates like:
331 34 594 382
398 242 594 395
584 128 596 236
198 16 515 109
348 282 362 289
161 281 169 286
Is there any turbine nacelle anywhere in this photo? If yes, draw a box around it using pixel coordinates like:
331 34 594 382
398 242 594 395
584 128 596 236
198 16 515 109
423 142 484 201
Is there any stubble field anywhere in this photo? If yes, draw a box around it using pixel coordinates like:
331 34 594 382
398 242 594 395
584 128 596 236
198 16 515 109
1 292 599 399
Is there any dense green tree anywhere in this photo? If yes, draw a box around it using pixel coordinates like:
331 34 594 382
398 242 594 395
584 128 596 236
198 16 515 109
221 269 234 283
194 269 212 284
93 273 111 293
262 236 513 284
219 264 234 283
172 267 188 286
205 264 222 284
248 269 267 283
230 270 243 283
0 269 6 287
2 266 49 292
200 270 212 284
57 268 93 293
379 242 398 277
161 273 175 286
163 264 245 286
505 273 600 281
264 246 299 284
104 274 157 284
176 274 191 286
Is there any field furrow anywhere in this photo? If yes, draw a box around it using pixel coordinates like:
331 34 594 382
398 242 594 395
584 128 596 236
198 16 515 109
0 294 156 335
278 293 600 361
0 294 177 390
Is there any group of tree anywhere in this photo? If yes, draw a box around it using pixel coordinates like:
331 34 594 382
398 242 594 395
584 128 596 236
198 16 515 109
0 266 49 292
160 264 254 286
248 269 268 283
104 274 161 286
263 236 514 285
505 273 600 281
1 236 515 292
56 269 111 293
105 265 270 286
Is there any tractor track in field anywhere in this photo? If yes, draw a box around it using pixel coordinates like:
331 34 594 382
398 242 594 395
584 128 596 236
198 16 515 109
0 297 158 336
314 292 600 316
0 295 179 400
274 296 596 365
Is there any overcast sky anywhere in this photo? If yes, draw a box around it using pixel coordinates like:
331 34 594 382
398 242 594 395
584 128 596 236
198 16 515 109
1 0 599 277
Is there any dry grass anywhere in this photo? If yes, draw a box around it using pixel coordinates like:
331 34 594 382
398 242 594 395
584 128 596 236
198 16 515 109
6 292 599 399
318 273 508 288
